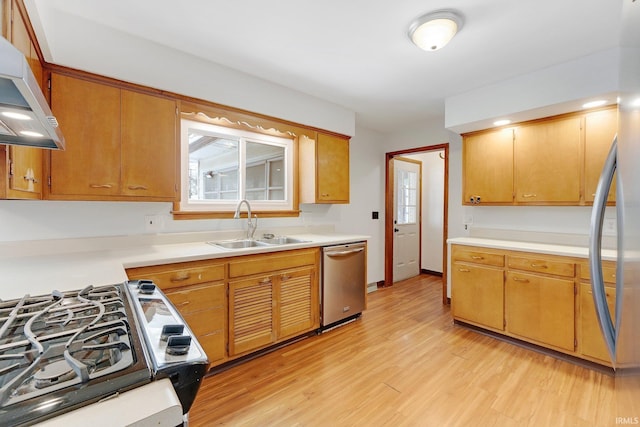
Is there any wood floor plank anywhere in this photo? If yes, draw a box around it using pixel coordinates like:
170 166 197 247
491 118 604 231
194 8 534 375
189 274 618 426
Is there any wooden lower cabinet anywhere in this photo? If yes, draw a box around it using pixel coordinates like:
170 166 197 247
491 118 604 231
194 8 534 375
126 259 227 367
229 276 275 356
127 247 321 367
451 244 617 366
229 262 318 357
580 282 616 362
505 271 575 351
451 263 504 331
165 282 226 364
578 260 617 363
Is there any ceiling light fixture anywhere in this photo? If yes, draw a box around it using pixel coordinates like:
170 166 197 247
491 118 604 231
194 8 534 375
408 10 463 51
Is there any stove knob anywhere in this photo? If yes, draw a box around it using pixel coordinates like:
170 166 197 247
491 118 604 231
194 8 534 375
166 335 191 355
160 324 185 341
138 281 156 294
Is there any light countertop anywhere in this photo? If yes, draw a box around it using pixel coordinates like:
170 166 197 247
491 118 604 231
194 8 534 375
0 230 368 300
447 236 617 261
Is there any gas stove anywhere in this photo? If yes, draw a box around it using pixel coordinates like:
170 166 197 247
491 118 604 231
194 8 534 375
0 281 208 426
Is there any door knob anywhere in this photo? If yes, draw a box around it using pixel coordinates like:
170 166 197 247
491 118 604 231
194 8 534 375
394 228 399 232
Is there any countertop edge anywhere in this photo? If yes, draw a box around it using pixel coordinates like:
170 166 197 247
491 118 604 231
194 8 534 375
447 237 617 261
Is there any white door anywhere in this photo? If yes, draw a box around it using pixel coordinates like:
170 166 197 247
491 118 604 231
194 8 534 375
392 157 421 282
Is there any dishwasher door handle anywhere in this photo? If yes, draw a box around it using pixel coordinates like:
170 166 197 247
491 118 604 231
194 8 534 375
326 248 364 257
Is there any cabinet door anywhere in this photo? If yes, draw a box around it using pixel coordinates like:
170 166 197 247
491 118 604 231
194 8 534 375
580 282 615 363
7 147 42 199
316 133 349 203
121 90 177 199
49 73 121 197
584 108 617 204
229 276 275 356
463 129 514 204
505 272 575 351
277 267 318 340
452 263 504 330
515 116 582 203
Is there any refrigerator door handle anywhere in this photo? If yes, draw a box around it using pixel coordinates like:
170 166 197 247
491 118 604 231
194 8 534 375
588 135 617 363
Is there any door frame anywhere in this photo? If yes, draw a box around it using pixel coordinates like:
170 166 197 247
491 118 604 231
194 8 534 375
384 143 449 304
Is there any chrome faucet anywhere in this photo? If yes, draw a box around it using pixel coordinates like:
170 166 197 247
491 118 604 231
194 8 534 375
234 199 257 240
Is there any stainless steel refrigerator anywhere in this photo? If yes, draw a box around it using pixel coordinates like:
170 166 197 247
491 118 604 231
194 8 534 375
589 0 640 419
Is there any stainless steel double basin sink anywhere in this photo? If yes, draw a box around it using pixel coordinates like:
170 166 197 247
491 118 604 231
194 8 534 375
208 236 309 250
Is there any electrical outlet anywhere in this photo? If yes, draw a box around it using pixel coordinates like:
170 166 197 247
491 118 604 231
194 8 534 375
144 215 163 233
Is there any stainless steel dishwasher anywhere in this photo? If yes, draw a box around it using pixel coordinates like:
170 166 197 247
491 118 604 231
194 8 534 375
321 242 366 329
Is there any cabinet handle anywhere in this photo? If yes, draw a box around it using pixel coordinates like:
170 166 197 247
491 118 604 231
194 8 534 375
457 268 471 273
281 274 291 281
177 301 190 306
530 263 548 269
89 184 113 189
471 256 484 260
513 277 530 283
522 194 537 198
128 185 149 190
23 176 39 183
171 273 191 282
260 277 272 285
321 193 330 197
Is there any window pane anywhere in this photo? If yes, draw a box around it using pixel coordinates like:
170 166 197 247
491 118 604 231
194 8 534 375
246 141 284 201
396 169 418 225
188 133 239 200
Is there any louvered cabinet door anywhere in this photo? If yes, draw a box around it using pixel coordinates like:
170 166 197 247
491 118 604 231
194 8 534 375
277 267 318 340
229 276 275 356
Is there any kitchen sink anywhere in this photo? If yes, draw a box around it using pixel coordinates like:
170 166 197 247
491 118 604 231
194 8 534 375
208 239 272 249
256 236 310 245
208 236 310 249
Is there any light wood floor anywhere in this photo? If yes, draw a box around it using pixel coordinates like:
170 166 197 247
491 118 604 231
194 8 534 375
189 274 616 426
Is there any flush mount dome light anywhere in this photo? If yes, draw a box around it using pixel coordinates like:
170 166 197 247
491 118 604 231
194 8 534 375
409 10 463 51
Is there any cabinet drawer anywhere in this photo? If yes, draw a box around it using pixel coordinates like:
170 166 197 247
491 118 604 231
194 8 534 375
452 246 504 267
508 255 575 277
165 283 225 314
579 261 617 284
229 249 317 278
128 262 225 290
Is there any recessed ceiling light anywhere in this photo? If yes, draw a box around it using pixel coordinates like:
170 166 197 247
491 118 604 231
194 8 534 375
408 10 463 51
493 119 511 126
582 100 607 109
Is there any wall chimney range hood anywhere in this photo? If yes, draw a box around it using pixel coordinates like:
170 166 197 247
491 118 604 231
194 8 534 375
0 36 64 150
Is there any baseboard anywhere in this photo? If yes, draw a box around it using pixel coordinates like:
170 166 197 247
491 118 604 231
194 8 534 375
421 269 442 277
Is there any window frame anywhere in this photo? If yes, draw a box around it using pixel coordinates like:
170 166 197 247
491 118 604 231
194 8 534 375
179 119 295 214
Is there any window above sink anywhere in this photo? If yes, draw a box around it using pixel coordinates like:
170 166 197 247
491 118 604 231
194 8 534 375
179 119 294 215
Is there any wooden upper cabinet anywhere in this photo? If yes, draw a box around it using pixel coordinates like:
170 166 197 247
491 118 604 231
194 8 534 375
463 128 514 204
49 73 121 197
48 73 177 201
121 90 177 198
514 116 582 204
1 0 43 200
584 107 617 203
299 132 350 204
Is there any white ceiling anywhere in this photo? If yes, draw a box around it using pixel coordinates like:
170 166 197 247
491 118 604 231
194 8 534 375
23 0 623 133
